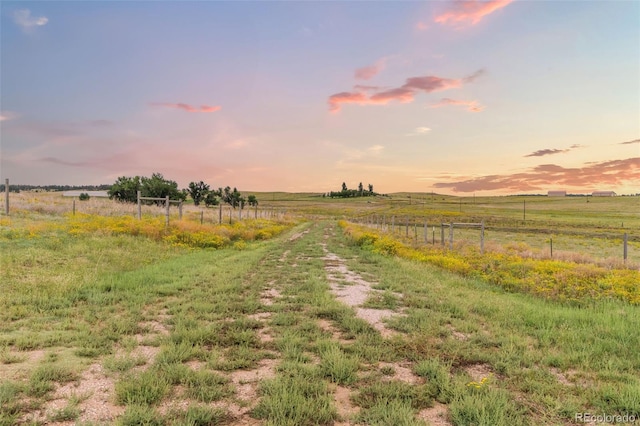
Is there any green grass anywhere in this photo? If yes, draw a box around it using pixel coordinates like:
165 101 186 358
2 195 639 424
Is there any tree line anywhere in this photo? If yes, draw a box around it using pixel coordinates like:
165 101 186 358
0 184 112 193
107 173 257 209
326 182 377 198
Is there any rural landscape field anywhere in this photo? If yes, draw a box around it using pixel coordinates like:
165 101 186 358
1 191 638 425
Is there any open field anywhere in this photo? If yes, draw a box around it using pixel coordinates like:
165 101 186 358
1 192 639 425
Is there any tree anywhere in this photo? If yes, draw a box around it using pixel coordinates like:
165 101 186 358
219 186 244 208
187 181 210 206
108 176 141 203
342 182 348 192
230 188 244 209
247 195 258 207
358 182 364 196
204 191 220 207
140 173 186 205
368 183 373 194
78 193 90 201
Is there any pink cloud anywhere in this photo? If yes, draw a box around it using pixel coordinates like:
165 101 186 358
354 58 388 80
415 21 429 31
355 65 381 80
434 158 640 192
369 87 415 104
431 98 485 112
328 92 368 112
328 69 484 112
435 0 513 27
151 102 222 113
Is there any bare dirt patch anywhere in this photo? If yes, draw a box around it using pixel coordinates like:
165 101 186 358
289 229 310 242
260 283 281 306
321 244 402 338
36 363 124 425
417 402 452 426
333 384 359 425
464 363 493 382
378 362 422 385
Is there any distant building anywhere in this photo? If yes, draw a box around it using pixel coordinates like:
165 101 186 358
592 191 616 197
548 191 566 197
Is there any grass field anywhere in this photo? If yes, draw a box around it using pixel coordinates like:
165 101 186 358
1 191 638 425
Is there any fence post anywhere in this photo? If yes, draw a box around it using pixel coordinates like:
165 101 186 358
219 203 222 224
165 196 170 227
550 238 553 258
200 210 204 224
406 217 409 237
255 204 258 219
449 223 454 250
239 205 242 221
137 190 141 220
440 224 445 247
624 233 628 263
480 220 485 254
4 178 9 216
424 221 428 244
179 202 183 220
391 216 395 234
73 199 76 215
414 223 417 242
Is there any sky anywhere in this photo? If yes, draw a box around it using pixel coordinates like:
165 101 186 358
1 1 639 195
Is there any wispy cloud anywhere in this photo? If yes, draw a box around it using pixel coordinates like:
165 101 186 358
524 148 569 157
435 0 513 27
0 111 19 122
329 69 484 112
406 127 432 136
434 158 640 192
150 102 222 113
415 21 429 31
13 9 48 33
620 139 640 145
430 98 484 112
525 144 586 157
368 145 385 154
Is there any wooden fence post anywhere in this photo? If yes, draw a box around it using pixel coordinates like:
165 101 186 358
424 221 428 244
200 210 204 224
440 224 445 247
219 203 222 224
179 202 183 220
405 217 409 237
137 190 142 220
165 196 170 227
480 220 485 254
624 233 628 263
391 216 395 233
73 200 76 215
449 223 454 250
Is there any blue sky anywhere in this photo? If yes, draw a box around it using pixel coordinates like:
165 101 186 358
1 1 638 194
